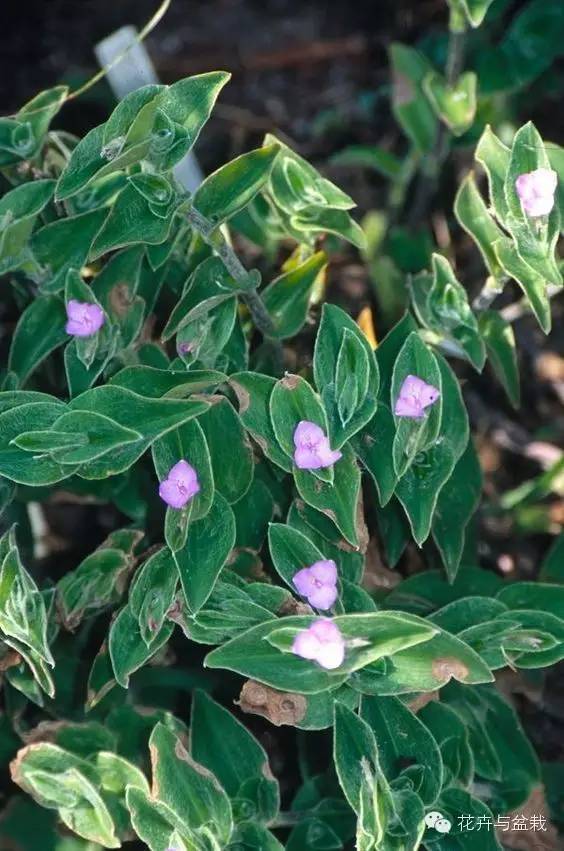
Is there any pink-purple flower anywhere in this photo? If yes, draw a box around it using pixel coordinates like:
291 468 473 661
292 618 345 670
394 374 440 419
293 420 342 470
515 168 557 218
158 460 200 509
65 300 105 337
293 559 338 609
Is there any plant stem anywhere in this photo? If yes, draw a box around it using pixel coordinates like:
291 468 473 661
269 811 314 828
472 275 506 312
406 25 466 230
186 206 278 341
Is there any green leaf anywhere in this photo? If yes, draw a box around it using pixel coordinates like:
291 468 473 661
360 695 443 806
10 743 120 848
419 701 474 787
478 310 520 407
442 683 539 811
110 365 225 398
422 254 486 370
333 704 395 851
262 251 327 339
389 43 438 153
350 618 494 694
493 236 552 333
8 295 67 386
423 71 477 136
57 530 140 629
159 71 231 142
32 209 108 293
270 373 333 481
103 84 163 144
352 403 397 506
90 184 178 259
126 785 184 851
193 144 280 225
0 400 74 486
190 690 280 823
205 612 435 693
109 604 174 688
175 492 236 613
314 304 380 447
456 0 495 27
67 386 208 478
396 354 469 545
288 499 364 584
161 256 238 341
152 419 214 550
294 443 361 547
289 207 366 250
391 331 442 477
129 547 178 646
149 722 233 844
27 410 141 465
454 172 505 280
0 179 55 273
475 125 511 224
268 523 326 595
432 439 482 582
230 372 292 472
503 122 561 287
0 527 53 673
198 397 253 504
266 132 355 215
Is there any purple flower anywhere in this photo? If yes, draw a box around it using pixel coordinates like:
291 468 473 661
394 374 440 419
158 460 200 509
65 300 105 337
293 559 338 609
293 420 342 470
292 618 345 670
515 168 557 218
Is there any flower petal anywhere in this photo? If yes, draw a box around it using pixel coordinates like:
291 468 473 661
292 567 317 598
315 440 342 467
310 559 337 584
292 629 320 660
294 446 324 469
308 583 338 610
316 637 345 670
293 420 325 449
158 479 188 509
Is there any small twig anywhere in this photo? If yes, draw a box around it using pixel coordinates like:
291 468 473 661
472 275 506 312
500 284 562 323
186 207 283 364
406 25 466 230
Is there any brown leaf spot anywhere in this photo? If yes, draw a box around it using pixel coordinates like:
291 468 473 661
230 379 251 414
278 597 312 616
407 691 439 714
393 71 414 106
0 648 21 672
281 373 300 390
355 490 369 554
109 283 133 317
238 680 307 726
432 657 469 683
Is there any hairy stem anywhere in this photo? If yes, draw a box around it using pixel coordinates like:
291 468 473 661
186 206 278 341
407 25 466 229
